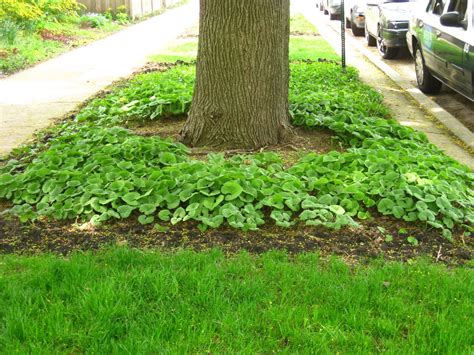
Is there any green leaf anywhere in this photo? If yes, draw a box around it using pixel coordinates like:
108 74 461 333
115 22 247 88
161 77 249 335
139 204 156 215
158 209 171 221
138 214 154 225
377 198 395 215
153 223 169 233
117 205 134 218
329 205 345 215
221 181 243 200
122 192 141 206
406 236 419 246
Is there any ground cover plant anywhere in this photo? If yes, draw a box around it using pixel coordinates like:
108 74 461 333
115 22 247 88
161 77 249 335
0 0 128 75
0 19 473 243
0 248 472 353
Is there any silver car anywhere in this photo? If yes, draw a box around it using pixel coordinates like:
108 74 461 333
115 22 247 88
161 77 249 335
344 0 367 36
323 0 342 20
365 0 419 59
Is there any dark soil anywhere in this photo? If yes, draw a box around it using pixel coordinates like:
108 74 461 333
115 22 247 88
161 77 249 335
0 213 472 265
130 116 342 165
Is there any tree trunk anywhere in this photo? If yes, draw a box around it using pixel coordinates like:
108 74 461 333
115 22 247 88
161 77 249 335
180 0 293 149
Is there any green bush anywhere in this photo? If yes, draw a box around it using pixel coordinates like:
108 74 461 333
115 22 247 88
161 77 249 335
0 0 81 40
0 18 21 44
79 13 110 29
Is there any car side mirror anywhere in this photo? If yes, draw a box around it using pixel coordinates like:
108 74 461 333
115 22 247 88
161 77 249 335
440 12 463 27
366 0 377 6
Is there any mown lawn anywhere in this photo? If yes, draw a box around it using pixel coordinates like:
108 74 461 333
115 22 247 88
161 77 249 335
0 248 472 353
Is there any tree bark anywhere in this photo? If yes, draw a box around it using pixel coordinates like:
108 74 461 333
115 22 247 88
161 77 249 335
180 0 293 149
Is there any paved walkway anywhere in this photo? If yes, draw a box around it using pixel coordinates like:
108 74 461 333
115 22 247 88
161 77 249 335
293 1 474 170
0 0 199 158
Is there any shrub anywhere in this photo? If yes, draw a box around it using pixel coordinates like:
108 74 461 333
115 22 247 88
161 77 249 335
0 18 21 44
79 13 110 29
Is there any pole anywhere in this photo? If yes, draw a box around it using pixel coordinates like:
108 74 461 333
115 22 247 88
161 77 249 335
341 0 346 72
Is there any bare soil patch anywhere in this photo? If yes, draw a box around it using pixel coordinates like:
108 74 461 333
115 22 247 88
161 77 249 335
0 213 471 265
130 116 341 164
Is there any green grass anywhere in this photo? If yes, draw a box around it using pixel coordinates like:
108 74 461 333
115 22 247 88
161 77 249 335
149 39 198 63
0 248 472 353
151 36 339 64
290 36 339 61
150 14 335 64
0 33 65 74
0 19 122 75
290 13 319 34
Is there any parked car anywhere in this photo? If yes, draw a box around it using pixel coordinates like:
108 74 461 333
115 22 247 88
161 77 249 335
365 0 419 59
344 0 367 36
317 0 325 11
322 0 342 20
406 0 473 100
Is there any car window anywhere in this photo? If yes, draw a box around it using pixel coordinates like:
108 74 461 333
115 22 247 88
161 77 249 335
447 0 467 14
447 0 468 26
427 0 446 14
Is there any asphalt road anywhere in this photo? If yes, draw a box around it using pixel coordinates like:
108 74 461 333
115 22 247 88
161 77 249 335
318 8 474 133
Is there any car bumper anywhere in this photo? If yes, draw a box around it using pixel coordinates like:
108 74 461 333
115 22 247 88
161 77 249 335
381 29 408 47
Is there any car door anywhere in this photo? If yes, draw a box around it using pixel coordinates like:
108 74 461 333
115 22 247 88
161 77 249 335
417 0 448 75
365 0 380 35
433 0 470 92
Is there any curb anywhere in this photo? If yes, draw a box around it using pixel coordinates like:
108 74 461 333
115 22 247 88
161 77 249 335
324 19 474 152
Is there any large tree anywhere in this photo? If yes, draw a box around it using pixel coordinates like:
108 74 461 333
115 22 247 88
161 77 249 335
180 0 293 149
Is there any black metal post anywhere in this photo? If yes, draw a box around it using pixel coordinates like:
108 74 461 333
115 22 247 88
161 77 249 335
341 0 346 72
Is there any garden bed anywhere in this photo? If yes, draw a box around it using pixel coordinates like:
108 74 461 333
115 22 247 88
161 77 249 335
0 15 472 263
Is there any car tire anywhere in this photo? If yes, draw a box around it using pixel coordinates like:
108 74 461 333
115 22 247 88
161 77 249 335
351 20 364 36
365 24 376 46
329 12 338 20
376 27 399 59
414 46 442 95
345 18 351 28
324 8 329 14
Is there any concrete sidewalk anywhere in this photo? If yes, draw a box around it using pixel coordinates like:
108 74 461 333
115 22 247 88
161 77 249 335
293 1 474 170
0 0 199 158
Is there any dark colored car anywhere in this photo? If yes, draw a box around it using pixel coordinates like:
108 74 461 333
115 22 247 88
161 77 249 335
322 0 342 20
344 0 366 36
365 0 419 59
406 0 473 100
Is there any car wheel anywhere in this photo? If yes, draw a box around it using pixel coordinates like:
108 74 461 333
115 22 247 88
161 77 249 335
365 24 376 46
345 18 351 28
351 19 364 36
376 27 399 59
324 8 329 14
414 46 442 94
329 11 338 20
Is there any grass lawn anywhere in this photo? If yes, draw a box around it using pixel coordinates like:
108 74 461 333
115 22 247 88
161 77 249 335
1 248 472 353
151 13 339 63
0 17 123 76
